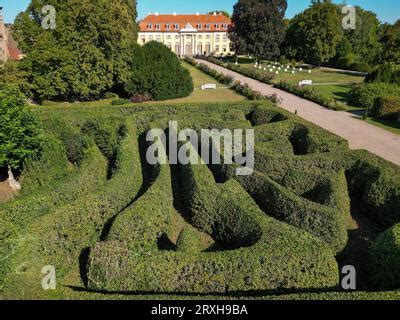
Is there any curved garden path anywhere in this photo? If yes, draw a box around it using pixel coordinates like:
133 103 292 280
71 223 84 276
195 59 400 166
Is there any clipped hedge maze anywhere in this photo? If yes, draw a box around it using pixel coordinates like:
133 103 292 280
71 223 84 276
1 102 400 298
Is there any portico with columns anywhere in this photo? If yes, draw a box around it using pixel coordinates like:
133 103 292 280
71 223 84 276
138 13 233 57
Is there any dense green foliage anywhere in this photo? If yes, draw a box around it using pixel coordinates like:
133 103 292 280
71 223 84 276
330 6 381 72
88 143 338 293
11 0 139 101
350 82 400 111
369 224 400 289
0 84 42 171
371 96 400 120
0 101 399 299
275 81 346 111
229 0 288 60
283 1 342 66
366 63 400 84
125 42 193 101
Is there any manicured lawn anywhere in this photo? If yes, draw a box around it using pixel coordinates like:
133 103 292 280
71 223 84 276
40 62 245 108
312 84 354 103
364 117 400 135
241 63 365 85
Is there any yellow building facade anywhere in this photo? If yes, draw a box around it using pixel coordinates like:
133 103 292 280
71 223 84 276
138 13 234 56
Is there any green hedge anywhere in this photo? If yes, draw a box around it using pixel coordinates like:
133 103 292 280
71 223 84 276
346 150 400 227
369 224 400 289
105 138 174 253
350 82 400 111
87 144 338 293
371 96 400 120
274 81 347 111
125 42 193 101
0 121 143 296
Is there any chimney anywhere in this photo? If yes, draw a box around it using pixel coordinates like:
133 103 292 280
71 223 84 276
196 12 200 16
213 12 217 16
155 12 159 16
173 12 177 16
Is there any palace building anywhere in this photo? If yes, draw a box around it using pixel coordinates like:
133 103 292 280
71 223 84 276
0 7 23 62
138 12 234 56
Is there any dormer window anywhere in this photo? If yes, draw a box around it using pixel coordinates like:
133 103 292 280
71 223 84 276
174 24 179 30
223 24 228 29
215 24 220 30
147 24 153 30
166 24 171 30
155 24 161 30
205 24 210 30
197 24 202 30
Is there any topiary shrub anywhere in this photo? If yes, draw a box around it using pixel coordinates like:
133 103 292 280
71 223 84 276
86 143 339 293
111 98 130 106
369 224 400 289
371 96 400 120
125 42 193 101
346 150 400 227
350 82 400 111
103 92 119 99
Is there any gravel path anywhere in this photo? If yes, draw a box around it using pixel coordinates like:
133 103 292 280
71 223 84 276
196 59 400 166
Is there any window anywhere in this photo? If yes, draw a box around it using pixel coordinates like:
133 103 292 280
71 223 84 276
223 24 228 30
174 24 179 30
223 34 228 42
166 24 171 30
206 34 210 39
198 35 202 39
223 45 227 52
215 24 220 30
147 24 153 30
141 35 146 44
197 24 202 30
156 35 161 42
215 34 220 42
149 35 153 41
175 35 180 40
216 45 220 52
167 35 171 40
205 24 210 30
155 24 161 30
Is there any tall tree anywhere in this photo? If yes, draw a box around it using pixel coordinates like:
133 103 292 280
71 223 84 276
229 0 287 60
0 84 42 172
13 0 139 101
378 20 400 65
283 0 342 66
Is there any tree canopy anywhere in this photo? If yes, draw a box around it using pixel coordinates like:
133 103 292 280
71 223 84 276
125 42 193 101
0 84 42 172
13 0 139 101
229 0 287 60
283 0 342 66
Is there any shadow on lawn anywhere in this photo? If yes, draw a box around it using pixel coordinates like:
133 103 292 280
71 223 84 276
65 285 341 298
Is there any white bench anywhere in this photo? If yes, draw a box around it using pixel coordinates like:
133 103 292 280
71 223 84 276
201 84 217 90
299 80 313 86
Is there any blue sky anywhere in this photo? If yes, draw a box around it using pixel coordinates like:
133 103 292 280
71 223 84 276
1 0 399 24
